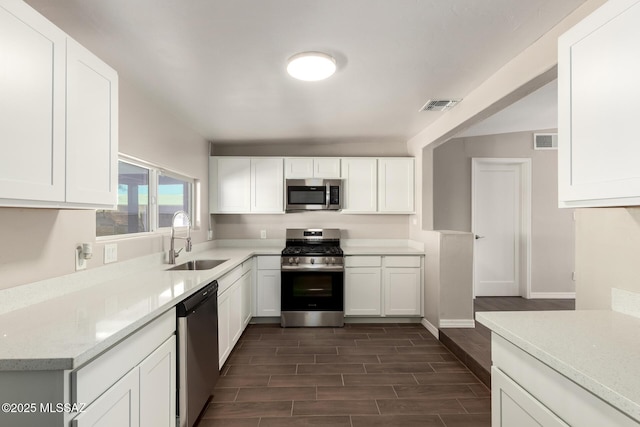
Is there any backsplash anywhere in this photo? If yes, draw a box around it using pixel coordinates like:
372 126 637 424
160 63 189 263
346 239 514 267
211 212 410 240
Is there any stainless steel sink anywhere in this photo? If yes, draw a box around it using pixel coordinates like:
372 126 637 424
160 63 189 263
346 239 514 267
168 259 228 271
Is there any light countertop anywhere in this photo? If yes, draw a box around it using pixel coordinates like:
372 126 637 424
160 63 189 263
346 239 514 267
342 246 425 255
0 241 424 372
477 310 640 421
0 246 281 371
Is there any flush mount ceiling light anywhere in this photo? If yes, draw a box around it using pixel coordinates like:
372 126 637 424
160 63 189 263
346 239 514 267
287 52 336 81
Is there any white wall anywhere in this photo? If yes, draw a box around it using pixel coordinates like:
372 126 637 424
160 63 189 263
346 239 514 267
0 77 208 290
433 130 575 295
575 208 640 310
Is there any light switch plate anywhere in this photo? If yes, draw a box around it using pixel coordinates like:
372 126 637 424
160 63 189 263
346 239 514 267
260 230 267 239
104 243 118 264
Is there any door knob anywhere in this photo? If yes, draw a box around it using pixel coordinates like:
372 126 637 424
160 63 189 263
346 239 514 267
475 235 485 240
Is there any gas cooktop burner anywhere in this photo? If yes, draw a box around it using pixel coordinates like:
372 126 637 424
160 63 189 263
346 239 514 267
282 246 343 256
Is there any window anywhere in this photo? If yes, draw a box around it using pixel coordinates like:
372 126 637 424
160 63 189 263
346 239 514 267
158 173 192 228
97 157 195 238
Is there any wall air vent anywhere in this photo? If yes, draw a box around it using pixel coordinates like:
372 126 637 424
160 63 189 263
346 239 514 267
419 99 461 112
533 133 558 150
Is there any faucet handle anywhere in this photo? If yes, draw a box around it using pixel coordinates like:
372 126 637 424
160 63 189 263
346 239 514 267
186 237 192 252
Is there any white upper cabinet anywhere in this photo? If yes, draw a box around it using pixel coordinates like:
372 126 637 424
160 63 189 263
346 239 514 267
378 158 415 213
0 0 118 209
210 157 284 213
251 157 284 212
0 0 66 203
66 38 118 207
341 158 378 213
210 157 251 213
558 0 640 207
285 158 341 178
341 157 415 214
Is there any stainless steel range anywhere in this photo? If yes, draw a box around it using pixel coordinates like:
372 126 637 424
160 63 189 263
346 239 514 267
281 229 344 327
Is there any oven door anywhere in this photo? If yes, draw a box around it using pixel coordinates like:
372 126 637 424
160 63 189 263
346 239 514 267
281 270 344 311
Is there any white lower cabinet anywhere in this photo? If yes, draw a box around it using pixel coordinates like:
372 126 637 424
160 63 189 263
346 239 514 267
72 368 140 427
492 333 639 427
492 367 568 427
229 282 243 344
345 256 422 317
345 267 382 315
384 267 421 316
218 290 232 368
240 269 253 328
139 336 176 427
218 261 254 369
72 310 176 427
255 256 281 317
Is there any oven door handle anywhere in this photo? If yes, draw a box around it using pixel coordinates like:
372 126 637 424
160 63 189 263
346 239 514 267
281 266 344 272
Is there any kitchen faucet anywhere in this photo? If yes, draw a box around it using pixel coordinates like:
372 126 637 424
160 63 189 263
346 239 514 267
169 210 192 264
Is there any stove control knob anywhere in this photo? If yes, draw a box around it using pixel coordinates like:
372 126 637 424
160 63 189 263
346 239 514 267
288 257 294 264
295 257 300 265
310 258 315 265
324 257 329 264
330 257 336 265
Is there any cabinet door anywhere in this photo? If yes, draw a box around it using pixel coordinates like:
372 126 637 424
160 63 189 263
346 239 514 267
139 336 176 427
66 38 118 207
492 367 569 427
341 158 377 213
0 0 66 203
240 270 253 328
256 270 281 316
251 157 284 212
72 368 140 427
345 268 382 315
218 291 231 369
558 0 640 207
284 158 313 178
229 282 243 345
314 158 341 178
378 158 414 213
384 268 421 316
210 157 251 213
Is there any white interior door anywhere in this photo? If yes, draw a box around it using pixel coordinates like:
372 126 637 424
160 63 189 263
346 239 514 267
472 158 530 297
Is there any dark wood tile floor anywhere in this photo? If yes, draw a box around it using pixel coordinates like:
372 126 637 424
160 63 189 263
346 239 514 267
439 297 575 387
199 323 490 427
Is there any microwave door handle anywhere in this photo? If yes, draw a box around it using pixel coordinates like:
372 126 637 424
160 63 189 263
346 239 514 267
326 185 330 208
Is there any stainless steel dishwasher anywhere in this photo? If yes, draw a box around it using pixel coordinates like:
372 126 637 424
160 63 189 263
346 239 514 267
176 280 219 427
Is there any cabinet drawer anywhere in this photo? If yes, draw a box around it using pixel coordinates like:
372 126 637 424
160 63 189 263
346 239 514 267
218 265 242 295
345 256 382 267
72 308 175 406
257 256 281 270
384 256 421 268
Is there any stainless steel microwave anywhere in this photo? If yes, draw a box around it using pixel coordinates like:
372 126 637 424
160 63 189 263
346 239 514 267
285 179 342 212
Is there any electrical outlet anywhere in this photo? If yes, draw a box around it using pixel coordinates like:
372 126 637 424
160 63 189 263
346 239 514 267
260 230 267 239
75 246 87 271
104 243 118 264
208 230 213 240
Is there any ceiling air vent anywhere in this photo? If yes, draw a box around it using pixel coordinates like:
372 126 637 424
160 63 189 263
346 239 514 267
419 99 461 112
533 133 558 150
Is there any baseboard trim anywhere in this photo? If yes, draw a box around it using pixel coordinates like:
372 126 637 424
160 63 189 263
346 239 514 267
439 319 475 328
421 318 439 339
529 292 576 299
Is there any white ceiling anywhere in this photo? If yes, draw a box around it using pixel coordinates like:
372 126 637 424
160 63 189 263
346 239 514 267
456 79 558 138
26 0 584 144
